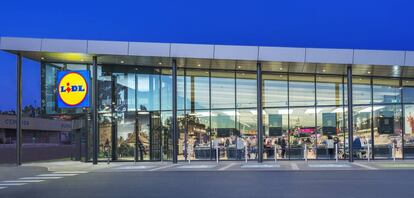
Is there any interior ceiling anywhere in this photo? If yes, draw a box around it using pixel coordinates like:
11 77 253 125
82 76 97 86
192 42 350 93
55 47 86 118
9 50 413 78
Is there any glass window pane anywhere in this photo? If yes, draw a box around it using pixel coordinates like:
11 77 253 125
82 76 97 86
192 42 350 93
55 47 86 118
352 105 372 160
353 77 371 105
373 105 402 159
316 75 343 106
177 69 185 110
137 71 160 111
289 75 315 106
182 110 211 160
263 108 289 159
263 74 288 107
373 78 400 104
211 71 235 109
237 109 257 160
211 109 236 160
404 104 414 158
185 70 210 110
289 107 316 159
236 72 256 108
316 106 346 159
402 79 414 104
161 69 172 111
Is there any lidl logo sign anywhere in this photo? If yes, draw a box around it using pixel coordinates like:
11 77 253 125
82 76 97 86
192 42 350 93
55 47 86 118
57 71 90 108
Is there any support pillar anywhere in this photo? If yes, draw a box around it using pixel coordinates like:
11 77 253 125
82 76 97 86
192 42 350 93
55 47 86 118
92 56 98 164
172 59 178 163
16 53 22 166
347 65 354 162
257 62 263 163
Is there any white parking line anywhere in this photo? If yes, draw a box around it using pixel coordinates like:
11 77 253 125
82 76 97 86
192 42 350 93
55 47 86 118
0 183 27 186
5 180 44 183
149 164 178 171
0 187 7 190
219 163 236 171
20 177 63 180
290 163 300 170
53 171 88 174
37 174 77 177
354 162 378 170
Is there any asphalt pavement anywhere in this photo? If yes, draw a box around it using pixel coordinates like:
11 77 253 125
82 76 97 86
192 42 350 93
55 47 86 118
0 161 414 198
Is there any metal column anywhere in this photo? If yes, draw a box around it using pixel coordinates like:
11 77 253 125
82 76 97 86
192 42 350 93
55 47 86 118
16 53 22 166
347 65 354 162
172 59 178 163
257 62 263 163
92 56 98 164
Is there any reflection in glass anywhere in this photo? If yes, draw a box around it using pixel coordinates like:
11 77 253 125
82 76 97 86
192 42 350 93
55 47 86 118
373 78 400 104
236 72 257 108
289 75 315 106
353 77 371 104
185 70 210 110
211 71 235 109
316 75 343 106
237 109 257 160
263 74 288 107
211 109 237 160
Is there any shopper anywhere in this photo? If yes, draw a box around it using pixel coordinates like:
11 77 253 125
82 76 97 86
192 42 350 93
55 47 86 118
326 135 335 159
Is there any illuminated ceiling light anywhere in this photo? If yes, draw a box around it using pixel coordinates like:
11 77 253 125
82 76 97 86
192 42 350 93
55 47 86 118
80 59 84 62
322 69 326 72
279 75 283 77
41 57 45 60
406 81 409 83
197 64 201 67
137 111 150 115
120 60 124 64
367 71 371 74
237 65 242 69
279 68 283 70
278 109 293 115
158 62 162 65
135 68 139 70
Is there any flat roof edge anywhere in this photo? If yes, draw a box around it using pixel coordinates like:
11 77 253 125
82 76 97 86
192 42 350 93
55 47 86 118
1 36 413 66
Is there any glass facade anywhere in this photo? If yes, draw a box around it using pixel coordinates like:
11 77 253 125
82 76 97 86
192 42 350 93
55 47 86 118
36 58 414 163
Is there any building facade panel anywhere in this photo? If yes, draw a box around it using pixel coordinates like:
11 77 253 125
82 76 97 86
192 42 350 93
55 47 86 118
0 37 42 51
405 51 414 66
306 48 353 64
171 43 214 59
128 42 170 57
41 39 87 53
354 49 405 66
87 40 129 55
258 46 305 62
214 45 259 60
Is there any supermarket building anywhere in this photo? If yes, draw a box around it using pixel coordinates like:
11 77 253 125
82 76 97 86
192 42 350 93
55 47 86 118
1 36 414 165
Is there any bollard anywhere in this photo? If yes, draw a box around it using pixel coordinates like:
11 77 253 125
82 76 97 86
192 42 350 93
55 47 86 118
335 143 338 163
188 145 191 164
274 146 277 163
216 147 219 164
304 145 308 163
245 146 248 164
134 146 137 164
393 143 396 162
367 143 370 162
161 146 163 163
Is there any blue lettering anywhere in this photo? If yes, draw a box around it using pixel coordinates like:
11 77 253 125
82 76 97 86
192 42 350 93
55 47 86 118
78 85 85 91
71 86 78 92
60 86 66 92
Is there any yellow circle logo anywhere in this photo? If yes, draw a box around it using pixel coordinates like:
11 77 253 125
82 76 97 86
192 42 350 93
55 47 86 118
58 72 88 106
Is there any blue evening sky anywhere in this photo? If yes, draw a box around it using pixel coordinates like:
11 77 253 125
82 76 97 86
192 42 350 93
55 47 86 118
0 0 413 110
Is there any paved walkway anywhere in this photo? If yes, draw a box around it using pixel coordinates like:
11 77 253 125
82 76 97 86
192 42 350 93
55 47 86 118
21 160 414 172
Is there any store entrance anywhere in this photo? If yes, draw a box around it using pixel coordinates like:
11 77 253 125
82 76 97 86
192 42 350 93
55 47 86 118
134 111 162 161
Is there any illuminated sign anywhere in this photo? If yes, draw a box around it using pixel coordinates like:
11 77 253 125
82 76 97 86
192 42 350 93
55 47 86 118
57 70 90 108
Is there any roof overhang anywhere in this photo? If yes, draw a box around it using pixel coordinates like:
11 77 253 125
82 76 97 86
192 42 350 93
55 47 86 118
1 36 414 77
